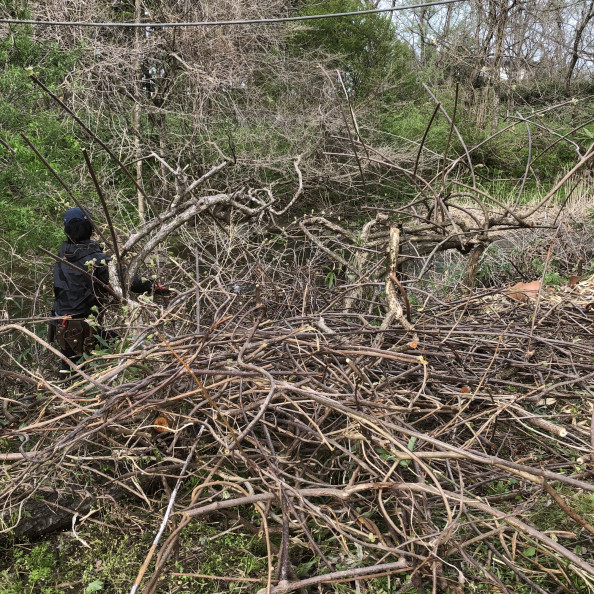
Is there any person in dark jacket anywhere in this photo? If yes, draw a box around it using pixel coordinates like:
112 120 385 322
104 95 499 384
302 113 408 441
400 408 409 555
50 206 164 376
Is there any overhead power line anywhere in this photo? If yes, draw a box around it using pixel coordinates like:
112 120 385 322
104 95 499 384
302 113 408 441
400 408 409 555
0 0 467 28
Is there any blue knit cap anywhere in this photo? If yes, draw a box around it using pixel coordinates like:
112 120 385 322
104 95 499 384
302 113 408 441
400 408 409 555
63 207 92 225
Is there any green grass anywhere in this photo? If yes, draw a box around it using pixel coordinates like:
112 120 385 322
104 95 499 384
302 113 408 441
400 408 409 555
1 482 593 593
0 516 270 594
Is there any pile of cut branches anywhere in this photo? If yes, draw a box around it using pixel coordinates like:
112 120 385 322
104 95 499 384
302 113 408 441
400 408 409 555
2 263 594 593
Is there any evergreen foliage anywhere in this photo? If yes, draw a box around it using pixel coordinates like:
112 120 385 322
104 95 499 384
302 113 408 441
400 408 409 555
293 0 413 97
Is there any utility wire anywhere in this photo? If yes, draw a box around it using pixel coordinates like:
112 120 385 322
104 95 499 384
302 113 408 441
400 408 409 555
0 0 467 28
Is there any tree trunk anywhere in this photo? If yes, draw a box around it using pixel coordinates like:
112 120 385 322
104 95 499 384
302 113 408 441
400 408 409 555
565 1 594 97
490 0 510 131
463 242 487 293
134 0 145 221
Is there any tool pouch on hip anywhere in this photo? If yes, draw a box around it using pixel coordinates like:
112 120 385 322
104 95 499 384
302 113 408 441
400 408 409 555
56 319 94 356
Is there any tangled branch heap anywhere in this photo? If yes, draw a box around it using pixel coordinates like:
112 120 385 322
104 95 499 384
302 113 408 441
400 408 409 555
2 240 594 592
1 78 594 593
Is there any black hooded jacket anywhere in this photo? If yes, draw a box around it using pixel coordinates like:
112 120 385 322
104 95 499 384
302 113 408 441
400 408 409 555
53 240 110 317
52 240 153 319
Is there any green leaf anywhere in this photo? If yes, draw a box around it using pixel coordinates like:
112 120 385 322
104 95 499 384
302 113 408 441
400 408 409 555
407 436 417 452
377 448 396 461
84 580 104 593
324 271 337 289
296 558 318 577
524 547 536 557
